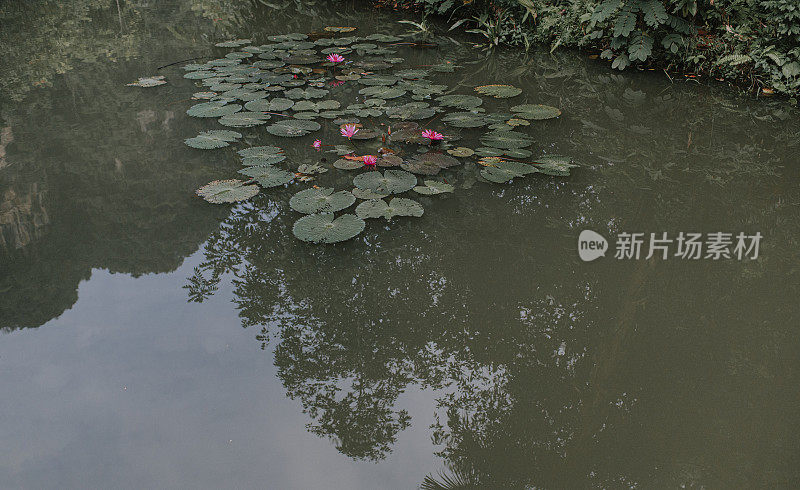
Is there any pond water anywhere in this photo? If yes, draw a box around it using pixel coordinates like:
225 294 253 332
1 1 799 488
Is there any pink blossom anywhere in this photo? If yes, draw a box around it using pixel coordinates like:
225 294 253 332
421 129 444 141
312 139 322 149
326 53 345 63
340 124 359 138
363 155 377 167
329 80 344 87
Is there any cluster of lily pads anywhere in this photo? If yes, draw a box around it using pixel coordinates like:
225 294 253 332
137 27 576 244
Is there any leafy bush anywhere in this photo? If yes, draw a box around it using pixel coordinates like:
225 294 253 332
393 0 800 95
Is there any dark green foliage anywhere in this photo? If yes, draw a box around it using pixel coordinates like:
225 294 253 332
401 0 800 95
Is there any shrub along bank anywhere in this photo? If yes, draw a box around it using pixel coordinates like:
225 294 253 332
381 0 800 96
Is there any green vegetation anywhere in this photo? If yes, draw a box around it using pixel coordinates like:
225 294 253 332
392 0 800 95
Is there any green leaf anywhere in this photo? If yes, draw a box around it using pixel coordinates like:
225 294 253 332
126 75 166 87
411 152 460 169
480 130 534 149
611 53 630 70
266 119 321 137
284 87 329 100
355 198 424 220
196 179 259 203
592 0 621 23
613 4 638 38
292 213 365 244
184 130 242 149
510 104 561 120
442 112 488 128
238 146 283 158
353 169 417 194
480 160 537 183
533 155 577 176
245 97 294 112
186 101 242 118
238 165 294 187
352 187 390 200
642 0 667 27
413 180 455 195
218 111 271 127
334 159 366 170
289 187 356 214
628 34 653 62
447 147 475 157
359 86 407 99
474 84 522 98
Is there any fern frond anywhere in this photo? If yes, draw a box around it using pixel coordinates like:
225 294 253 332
717 54 752 65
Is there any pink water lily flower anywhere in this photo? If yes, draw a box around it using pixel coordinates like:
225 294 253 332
326 53 345 63
363 155 377 167
340 124 359 138
421 129 444 141
312 139 322 149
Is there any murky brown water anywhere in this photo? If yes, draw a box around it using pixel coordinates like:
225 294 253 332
1 1 799 488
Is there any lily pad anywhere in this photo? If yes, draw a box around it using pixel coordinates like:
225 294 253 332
184 70 218 79
355 198 424 220
378 155 403 167
292 213 365 244
480 130 534 149
447 147 475 157
334 159 365 170
325 26 357 32
127 75 166 87
238 146 283 158
400 160 441 176
184 129 242 149
480 160 538 183
532 155 577 176
503 148 533 159
196 179 259 204
241 155 286 166
282 54 321 65
238 165 295 187
475 84 522 98
413 152 460 169
285 87 329 100
245 97 294 112
266 119 321 137
475 147 504 157
297 163 328 175
506 118 529 127
186 101 242 118
218 111 271 127
436 94 483 109
350 128 381 140
353 169 417 194
413 180 455 195
289 187 356 214
359 86 407 99
510 104 562 120
442 112 488 128
385 103 437 120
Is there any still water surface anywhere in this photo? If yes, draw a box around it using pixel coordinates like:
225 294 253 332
1 1 799 488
